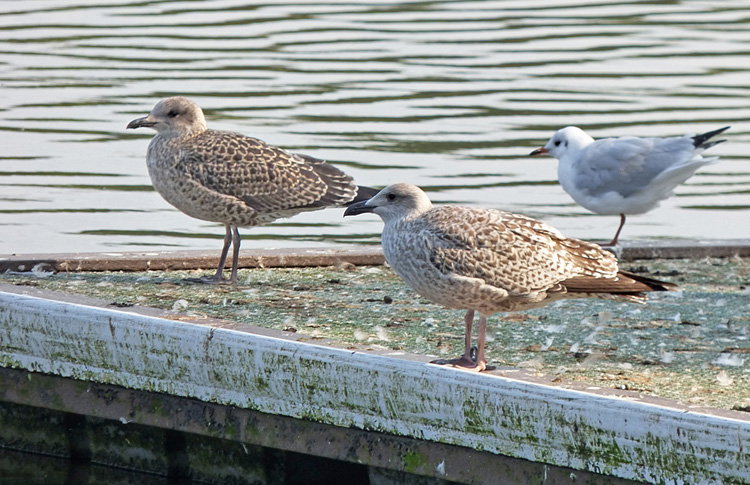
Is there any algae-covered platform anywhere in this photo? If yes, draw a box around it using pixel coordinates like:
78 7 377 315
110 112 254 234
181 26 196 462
1 245 749 484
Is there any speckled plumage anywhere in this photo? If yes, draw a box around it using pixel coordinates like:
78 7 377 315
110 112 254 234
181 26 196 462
344 183 677 371
128 96 376 283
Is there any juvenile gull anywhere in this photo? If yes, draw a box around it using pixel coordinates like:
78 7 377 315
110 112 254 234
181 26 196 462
530 126 730 246
127 96 377 284
344 183 676 372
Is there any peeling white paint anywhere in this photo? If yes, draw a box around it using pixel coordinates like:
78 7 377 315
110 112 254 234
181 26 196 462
0 291 748 483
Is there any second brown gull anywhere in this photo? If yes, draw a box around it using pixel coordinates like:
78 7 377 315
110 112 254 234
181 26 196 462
127 96 377 284
344 183 677 371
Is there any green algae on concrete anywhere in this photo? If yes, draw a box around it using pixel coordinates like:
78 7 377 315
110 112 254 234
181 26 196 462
1 256 748 411
1 284 747 484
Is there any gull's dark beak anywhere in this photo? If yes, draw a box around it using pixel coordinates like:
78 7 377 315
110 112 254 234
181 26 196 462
127 116 156 130
529 147 549 156
343 200 375 217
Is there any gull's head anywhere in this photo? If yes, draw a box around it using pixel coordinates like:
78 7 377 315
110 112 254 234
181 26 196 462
529 126 595 160
127 96 208 137
343 183 433 224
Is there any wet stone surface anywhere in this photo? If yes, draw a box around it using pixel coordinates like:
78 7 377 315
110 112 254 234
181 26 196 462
2 257 749 411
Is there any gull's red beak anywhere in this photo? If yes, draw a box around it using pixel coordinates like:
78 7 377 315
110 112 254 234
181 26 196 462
529 147 549 156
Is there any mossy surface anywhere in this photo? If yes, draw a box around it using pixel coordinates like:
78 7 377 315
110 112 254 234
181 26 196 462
2 257 748 411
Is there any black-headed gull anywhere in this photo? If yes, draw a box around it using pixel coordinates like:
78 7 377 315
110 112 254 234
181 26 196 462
344 183 677 372
127 96 378 284
530 126 729 246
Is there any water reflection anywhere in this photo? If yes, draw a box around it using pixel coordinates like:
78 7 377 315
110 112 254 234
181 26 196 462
0 0 748 254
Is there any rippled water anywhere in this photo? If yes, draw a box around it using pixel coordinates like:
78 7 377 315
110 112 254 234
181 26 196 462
1 0 749 254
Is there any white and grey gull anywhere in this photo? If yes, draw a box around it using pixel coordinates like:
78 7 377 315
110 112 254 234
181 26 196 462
127 96 378 284
344 183 677 371
530 126 730 246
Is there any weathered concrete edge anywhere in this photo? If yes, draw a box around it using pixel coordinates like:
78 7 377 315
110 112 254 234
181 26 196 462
0 291 748 484
1 282 745 422
0 367 639 485
0 246 386 273
1 239 750 273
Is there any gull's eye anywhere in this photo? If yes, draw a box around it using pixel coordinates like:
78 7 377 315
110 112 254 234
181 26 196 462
554 140 561 147
168 109 179 118
387 193 396 201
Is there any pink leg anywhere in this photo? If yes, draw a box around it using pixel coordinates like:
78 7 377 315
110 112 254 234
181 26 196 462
227 225 242 284
475 315 488 369
603 214 626 247
430 310 487 371
462 309 474 359
187 224 238 285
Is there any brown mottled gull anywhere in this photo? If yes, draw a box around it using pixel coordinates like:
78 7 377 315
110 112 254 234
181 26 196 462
344 183 677 372
127 96 378 284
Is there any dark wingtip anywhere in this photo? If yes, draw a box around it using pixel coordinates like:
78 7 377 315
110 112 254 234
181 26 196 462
348 185 381 205
692 126 730 149
618 271 679 292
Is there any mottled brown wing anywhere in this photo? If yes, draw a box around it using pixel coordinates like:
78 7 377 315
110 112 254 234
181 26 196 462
563 270 678 294
175 130 358 213
501 212 620 278
422 206 614 294
501 213 677 294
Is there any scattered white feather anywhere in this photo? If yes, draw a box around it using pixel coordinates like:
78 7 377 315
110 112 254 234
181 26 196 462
353 330 368 341
660 351 675 364
580 351 605 368
716 370 734 387
517 357 544 370
580 316 596 327
598 311 613 325
583 331 599 344
375 326 389 341
31 263 54 278
171 299 189 311
553 366 568 375
713 353 744 367
436 460 446 475
569 342 580 353
540 337 554 352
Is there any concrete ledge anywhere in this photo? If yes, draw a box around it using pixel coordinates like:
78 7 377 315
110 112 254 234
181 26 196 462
614 239 750 260
1 240 750 274
0 368 638 485
0 246 386 273
1 290 748 484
